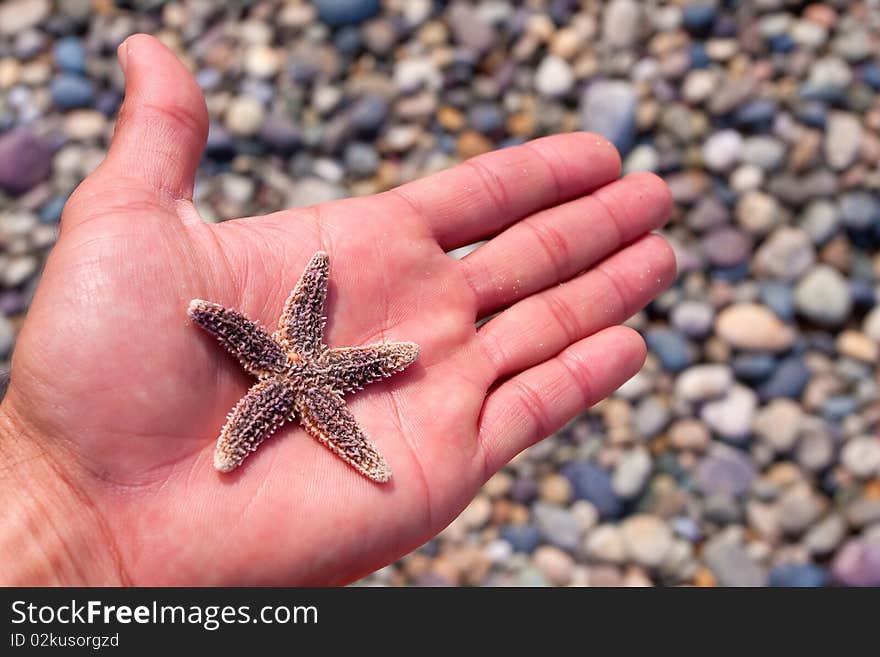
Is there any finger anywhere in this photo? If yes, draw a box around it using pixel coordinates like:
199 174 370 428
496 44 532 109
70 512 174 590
477 234 675 381
391 132 621 251
478 326 646 477
463 172 672 317
102 34 208 203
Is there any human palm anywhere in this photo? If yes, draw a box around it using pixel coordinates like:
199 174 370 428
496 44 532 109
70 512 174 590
0 36 674 585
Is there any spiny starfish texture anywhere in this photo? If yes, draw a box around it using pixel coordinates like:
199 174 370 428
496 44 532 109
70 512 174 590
188 251 419 482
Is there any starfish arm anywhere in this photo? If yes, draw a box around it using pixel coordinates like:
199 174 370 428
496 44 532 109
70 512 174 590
321 342 419 393
275 251 330 358
188 299 288 377
297 386 392 483
213 379 296 472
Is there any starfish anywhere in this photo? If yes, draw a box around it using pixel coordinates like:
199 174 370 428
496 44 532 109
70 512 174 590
187 251 419 482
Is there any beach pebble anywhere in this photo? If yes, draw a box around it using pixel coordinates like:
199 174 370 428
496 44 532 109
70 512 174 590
841 436 880 479
794 265 852 327
612 448 652 500
585 524 627 563
695 444 755 497
580 80 638 156
620 515 674 568
0 130 51 196
715 303 796 352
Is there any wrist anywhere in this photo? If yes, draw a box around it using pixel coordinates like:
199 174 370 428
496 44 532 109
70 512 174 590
0 399 127 585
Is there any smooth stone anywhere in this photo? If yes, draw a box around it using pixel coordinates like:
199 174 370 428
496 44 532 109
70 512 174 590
0 130 51 196
802 56 852 101
685 196 729 231
670 300 714 338
804 513 846 556
0 314 13 357
467 103 504 136
539 474 573 506
633 396 670 439
50 74 95 109
794 265 852 327
831 539 880 587
753 399 803 453
644 328 692 372
561 462 622 519
620 515 673 569
459 494 491 530
758 281 795 322
768 563 827 587
53 36 87 74
38 196 66 224
344 142 379 178
753 227 815 281
224 96 265 137
732 353 777 383
757 356 810 401
286 178 346 208
796 427 835 473
534 55 574 97
824 112 862 170
841 436 880 479
702 130 742 172
837 191 879 231
702 227 752 267
448 2 495 52
2 255 37 287
533 502 581 551
702 493 742 524
695 444 755 497
668 419 711 451
0 0 50 34
700 385 757 443
612 448 652 500
532 546 574 586
349 95 389 134
715 303 796 352
675 364 733 402
510 476 538 505
580 80 638 156
703 530 766 586
863 307 880 342
602 0 641 48
313 0 380 27
777 483 825 535
584 524 627 563
736 191 781 235
799 200 839 245
259 116 302 153
837 330 878 363
681 4 716 34
741 135 786 171
500 524 542 554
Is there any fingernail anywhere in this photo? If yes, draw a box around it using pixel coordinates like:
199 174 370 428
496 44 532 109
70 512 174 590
117 40 130 74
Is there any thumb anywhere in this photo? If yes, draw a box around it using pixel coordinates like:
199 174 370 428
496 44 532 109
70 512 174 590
102 34 208 203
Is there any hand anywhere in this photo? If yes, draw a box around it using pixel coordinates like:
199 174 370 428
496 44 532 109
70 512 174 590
0 35 674 585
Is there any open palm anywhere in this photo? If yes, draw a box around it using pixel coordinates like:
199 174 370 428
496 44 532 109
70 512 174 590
1 36 674 585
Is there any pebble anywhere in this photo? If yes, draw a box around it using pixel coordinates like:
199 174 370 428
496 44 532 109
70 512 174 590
768 563 827 587
539 474 572 506
700 385 757 443
580 80 638 156
0 130 51 196
645 328 692 372
602 0 640 49
702 227 752 267
620 515 674 568
831 539 880 587
533 503 581 552
736 191 781 235
532 546 575 586
448 2 495 53
794 265 852 327
313 0 380 28
286 178 346 208
675 364 733 402
753 227 816 281
534 55 574 98
612 448 652 500
777 482 825 536
0 0 50 34
824 112 863 170
670 300 714 338
224 96 265 137
584 524 627 563
757 356 810 401
50 74 96 109
703 529 766 586
53 36 87 75
695 444 755 497
715 303 796 352
836 330 878 363
753 399 803 453
804 513 847 556
561 462 622 519
702 130 742 172
841 436 880 479
500 524 542 554
0 315 14 357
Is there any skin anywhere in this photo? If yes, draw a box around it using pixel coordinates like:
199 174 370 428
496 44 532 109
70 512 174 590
0 35 675 585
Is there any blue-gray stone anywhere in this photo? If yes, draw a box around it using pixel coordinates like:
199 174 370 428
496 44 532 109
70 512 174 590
580 80 638 156
561 462 622 519
314 0 380 27
533 503 581 551
759 281 795 321
733 353 777 383
838 191 880 230
38 195 67 224
259 116 302 153
822 396 858 423
510 476 538 505
50 74 95 109
645 328 692 372
682 4 716 34
349 95 389 134
769 563 827 587
500 524 542 553
758 356 810 401
695 444 755 497
53 36 87 74
344 142 379 177
468 103 504 136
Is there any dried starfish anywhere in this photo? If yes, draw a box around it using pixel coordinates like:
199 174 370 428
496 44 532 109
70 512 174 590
188 251 419 482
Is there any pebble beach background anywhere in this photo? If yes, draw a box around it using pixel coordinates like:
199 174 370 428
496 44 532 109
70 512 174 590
1 0 880 587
